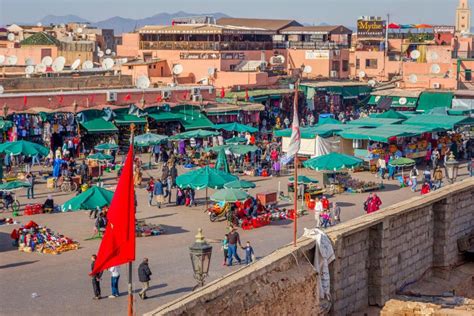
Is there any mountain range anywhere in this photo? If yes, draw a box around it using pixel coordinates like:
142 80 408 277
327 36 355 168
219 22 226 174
38 11 230 34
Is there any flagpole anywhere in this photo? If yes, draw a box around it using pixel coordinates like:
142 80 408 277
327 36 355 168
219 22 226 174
128 123 136 316
293 81 299 248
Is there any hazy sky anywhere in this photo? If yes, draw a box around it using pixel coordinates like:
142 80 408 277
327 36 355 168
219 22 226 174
0 0 463 25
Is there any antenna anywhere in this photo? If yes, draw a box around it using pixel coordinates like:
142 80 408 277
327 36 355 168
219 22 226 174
172 64 184 75
0 55 5 65
136 76 151 89
358 70 366 78
410 50 420 59
35 64 47 73
71 59 81 70
82 60 94 70
42 56 53 66
0 85 4 94
25 65 35 75
430 64 441 74
25 57 35 66
7 33 15 41
105 48 111 55
6 55 18 65
303 65 312 74
101 57 114 70
408 74 418 84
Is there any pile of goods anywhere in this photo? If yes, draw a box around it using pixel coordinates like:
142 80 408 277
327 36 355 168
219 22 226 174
10 221 79 255
135 220 165 237
336 174 379 193
240 208 304 230
240 214 271 230
24 204 44 216
0 217 19 225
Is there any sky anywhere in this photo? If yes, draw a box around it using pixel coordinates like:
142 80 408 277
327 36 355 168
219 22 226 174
0 0 463 25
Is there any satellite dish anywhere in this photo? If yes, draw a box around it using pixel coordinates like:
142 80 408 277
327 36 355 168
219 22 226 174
76 27 83 33
101 57 114 70
368 79 376 87
97 51 104 58
399 97 408 105
0 85 3 94
52 61 64 72
430 64 441 74
6 55 17 65
303 65 312 74
111 52 116 57
42 56 53 66
60 23 66 28
25 65 35 75
37 22 42 27
358 70 366 78
71 59 81 70
408 74 418 83
172 64 183 75
430 51 439 61
54 56 66 66
0 55 5 65
82 60 94 70
35 64 47 73
410 50 421 59
7 33 15 41
25 57 35 66
136 75 151 89
207 67 215 76
105 49 111 55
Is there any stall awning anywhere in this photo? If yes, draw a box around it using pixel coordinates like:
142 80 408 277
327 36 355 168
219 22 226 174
180 115 214 130
80 118 118 134
338 126 420 143
274 124 351 139
390 96 418 108
347 117 405 127
416 92 453 112
402 114 471 130
148 112 184 122
0 119 13 131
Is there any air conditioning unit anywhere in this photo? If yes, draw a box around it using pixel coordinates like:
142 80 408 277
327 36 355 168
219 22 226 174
162 90 171 99
106 91 117 102
432 82 441 89
330 71 338 78
192 94 202 102
191 87 200 95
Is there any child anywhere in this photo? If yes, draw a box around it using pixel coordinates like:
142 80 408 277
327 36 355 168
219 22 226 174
320 209 331 228
421 181 431 195
221 234 229 266
242 241 254 265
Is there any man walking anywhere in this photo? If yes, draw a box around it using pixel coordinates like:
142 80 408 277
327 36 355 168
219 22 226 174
26 171 35 199
410 166 419 192
108 265 120 298
154 179 164 209
146 177 155 206
138 258 152 300
227 227 242 266
91 254 103 300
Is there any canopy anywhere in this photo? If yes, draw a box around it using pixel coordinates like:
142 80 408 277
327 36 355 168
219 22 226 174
274 124 350 139
176 166 238 190
215 148 229 173
205 144 258 155
213 122 258 133
225 136 247 144
288 175 319 184
0 140 49 157
402 114 471 130
318 117 341 125
210 188 250 203
373 110 408 120
416 92 453 112
169 129 219 140
0 119 13 131
303 152 363 171
80 118 118 134
224 180 256 189
62 186 114 211
133 133 168 147
94 143 119 151
368 95 418 108
347 117 404 127
389 157 415 167
148 106 214 130
0 180 31 191
87 153 114 161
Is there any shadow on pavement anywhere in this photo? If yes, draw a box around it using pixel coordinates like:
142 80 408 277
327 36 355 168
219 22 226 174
336 202 356 207
270 219 293 227
138 213 176 220
0 231 16 253
147 286 194 299
0 260 39 269
159 225 189 235
132 283 168 295
380 183 402 192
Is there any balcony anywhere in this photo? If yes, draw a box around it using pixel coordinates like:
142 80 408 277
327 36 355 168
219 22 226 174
139 41 273 51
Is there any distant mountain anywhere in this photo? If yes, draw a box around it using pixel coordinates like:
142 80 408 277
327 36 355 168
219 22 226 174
36 11 230 34
39 14 89 25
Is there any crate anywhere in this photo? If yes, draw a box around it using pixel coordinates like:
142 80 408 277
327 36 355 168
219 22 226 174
256 191 277 206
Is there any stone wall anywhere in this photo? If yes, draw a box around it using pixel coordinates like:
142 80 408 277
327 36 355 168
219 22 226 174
147 178 474 316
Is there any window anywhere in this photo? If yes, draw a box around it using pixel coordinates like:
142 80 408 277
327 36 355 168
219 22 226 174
466 69 472 81
148 65 152 69
230 64 237 71
365 59 378 69
128 66 132 70
332 61 340 71
356 58 360 69
342 60 349 72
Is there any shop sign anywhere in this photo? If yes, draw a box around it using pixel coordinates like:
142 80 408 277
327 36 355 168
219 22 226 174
357 19 385 37
433 25 455 34
220 52 245 60
180 52 219 60
305 50 330 59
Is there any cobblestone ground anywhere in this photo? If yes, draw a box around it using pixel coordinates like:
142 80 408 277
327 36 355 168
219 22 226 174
0 157 470 316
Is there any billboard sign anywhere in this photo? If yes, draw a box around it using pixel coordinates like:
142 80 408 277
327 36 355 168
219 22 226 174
357 19 385 37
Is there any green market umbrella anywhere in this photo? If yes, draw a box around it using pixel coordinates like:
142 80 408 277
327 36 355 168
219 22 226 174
176 166 238 190
0 140 49 157
62 186 114 211
0 180 31 191
94 143 119 151
303 152 363 171
215 148 229 173
87 153 114 161
134 133 168 147
225 136 247 144
211 188 250 203
169 129 219 140
213 122 258 133
288 175 319 184
224 180 256 189
388 157 416 167
205 144 258 155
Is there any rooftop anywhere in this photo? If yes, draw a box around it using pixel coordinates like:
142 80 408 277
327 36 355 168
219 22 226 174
20 32 60 46
216 17 301 31
301 81 369 88
280 25 352 35
139 23 276 35
371 88 423 98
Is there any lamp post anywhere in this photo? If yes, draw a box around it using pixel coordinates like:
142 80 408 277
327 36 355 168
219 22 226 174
189 228 212 290
445 152 460 184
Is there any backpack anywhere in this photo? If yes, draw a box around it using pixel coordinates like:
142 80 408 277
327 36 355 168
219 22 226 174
363 198 371 211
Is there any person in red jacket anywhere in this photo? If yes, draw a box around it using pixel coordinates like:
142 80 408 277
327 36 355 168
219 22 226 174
321 196 330 210
364 193 382 214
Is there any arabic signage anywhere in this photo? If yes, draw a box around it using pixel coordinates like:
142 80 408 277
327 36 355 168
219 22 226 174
357 19 385 37
180 52 245 60
433 25 455 34
305 50 330 60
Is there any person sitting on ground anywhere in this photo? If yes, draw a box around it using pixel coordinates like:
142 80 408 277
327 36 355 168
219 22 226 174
421 181 431 195
94 212 107 235
43 195 55 213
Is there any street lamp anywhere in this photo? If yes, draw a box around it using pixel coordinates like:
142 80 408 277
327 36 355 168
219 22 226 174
189 228 212 290
445 152 460 184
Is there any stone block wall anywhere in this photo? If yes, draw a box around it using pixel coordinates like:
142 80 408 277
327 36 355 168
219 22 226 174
148 178 474 316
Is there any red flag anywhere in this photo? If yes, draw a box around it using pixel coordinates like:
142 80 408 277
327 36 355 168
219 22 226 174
90 145 136 275
58 95 64 104
124 94 131 101
23 96 28 106
245 88 249 101
220 87 225 98
183 91 188 100
156 95 162 102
